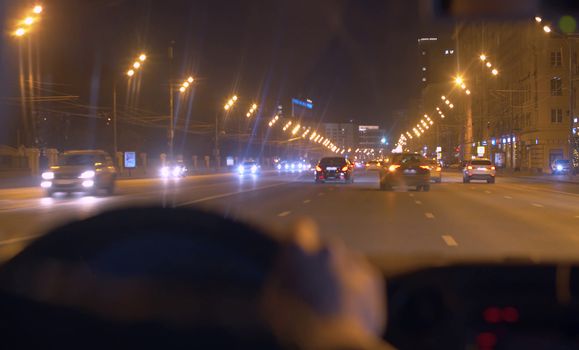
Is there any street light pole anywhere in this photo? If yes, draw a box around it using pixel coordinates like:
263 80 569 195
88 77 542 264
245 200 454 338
113 81 117 155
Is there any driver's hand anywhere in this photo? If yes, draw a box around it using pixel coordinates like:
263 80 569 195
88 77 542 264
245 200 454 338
262 219 389 350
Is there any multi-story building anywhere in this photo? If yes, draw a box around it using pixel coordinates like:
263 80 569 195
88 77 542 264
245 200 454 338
358 125 386 150
322 122 356 150
455 21 577 172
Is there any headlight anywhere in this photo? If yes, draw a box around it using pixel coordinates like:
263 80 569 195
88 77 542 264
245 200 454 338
172 166 181 177
41 171 54 180
251 165 258 173
284 164 289 170
238 165 245 173
79 170 95 179
298 163 303 169
160 166 170 177
277 164 282 170
556 165 563 171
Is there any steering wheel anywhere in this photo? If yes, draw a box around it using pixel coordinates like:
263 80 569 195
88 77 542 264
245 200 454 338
0 207 283 348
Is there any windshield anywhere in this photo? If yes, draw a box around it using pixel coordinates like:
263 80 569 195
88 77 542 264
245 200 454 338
471 160 492 166
59 154 103 166
1 0 579 293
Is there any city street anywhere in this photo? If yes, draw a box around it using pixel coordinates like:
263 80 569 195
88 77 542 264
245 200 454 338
1 169 578 266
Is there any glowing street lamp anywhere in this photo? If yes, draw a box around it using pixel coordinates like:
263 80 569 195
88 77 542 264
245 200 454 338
479 54 487 61
139 54 147 61
33 5 42 14
14 28 26 36
454 76 464 86
535 16 542 23
543 25 552 33
491 68 499 75
133 61 141 69
23 17 34 25
127 69 135 77
187 76 194 83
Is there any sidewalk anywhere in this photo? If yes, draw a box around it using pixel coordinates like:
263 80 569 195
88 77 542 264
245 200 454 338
496 169 579 184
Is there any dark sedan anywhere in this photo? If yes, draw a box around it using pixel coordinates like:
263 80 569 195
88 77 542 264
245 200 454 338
379 153 431 191
315 157 354 184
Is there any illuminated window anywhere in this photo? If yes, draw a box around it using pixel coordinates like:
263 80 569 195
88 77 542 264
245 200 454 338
422 67 426 71
422 77 427 82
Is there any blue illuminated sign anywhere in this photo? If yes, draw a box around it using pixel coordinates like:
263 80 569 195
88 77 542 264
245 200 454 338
292 98 313 110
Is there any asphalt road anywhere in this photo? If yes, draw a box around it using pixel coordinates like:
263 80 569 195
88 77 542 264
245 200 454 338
0 169 578 267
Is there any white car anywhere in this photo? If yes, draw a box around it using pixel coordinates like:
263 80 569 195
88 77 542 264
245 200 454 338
463 159 496 183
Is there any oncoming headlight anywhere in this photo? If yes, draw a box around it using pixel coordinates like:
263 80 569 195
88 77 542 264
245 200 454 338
41 171 54 180
251 165 258 173
79 170 95 179
160 166 170 178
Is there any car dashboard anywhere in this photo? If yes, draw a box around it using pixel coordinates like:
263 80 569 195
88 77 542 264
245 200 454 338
383 264 579 350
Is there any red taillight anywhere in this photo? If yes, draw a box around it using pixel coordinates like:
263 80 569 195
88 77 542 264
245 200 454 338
419 165 430 170
467 165 473 170
491 166 495 170
315 165 322 172
436 166 441 171
388 165 400 172
341 166 348 172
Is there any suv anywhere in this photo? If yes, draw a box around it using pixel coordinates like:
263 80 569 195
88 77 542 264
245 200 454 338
463 158 496 183
315 157 354 183
41 150 117 196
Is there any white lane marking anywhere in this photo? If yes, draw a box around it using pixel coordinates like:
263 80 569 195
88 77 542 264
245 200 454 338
504 195 513 199
177 182 288 206
485 190 492 194
409 193 414 197
303 199 311 204
0 234 44 246
425 212 435 219
532 203 544 208
442 235 458 246
277 211 291 217
415 200 422 205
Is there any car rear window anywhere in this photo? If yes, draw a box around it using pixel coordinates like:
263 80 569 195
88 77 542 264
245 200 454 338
391 154 423 164
319 157 347 166
555 160 570 165
471 160 492 166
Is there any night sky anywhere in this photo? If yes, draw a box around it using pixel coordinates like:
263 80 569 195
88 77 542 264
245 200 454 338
0 0 452 150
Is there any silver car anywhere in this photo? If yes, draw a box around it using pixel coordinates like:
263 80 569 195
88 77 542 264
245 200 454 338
41 150 117 196
463 158 496 183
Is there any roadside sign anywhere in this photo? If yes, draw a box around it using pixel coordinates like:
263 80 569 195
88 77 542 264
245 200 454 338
124 151 136 168
226 157 234 166
477 146 485 157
